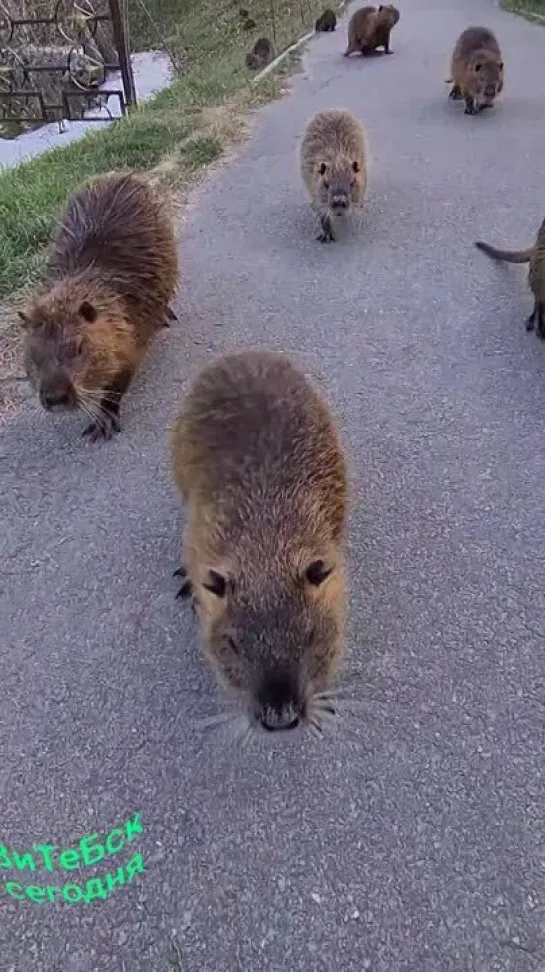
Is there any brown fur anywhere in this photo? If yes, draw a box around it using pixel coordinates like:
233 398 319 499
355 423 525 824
475 218 545 339
300 108 368 243
170 349 349 736
344 5 400 57
245 37 275 70
19 171 178 442
449 26 504 114
316 8 337 31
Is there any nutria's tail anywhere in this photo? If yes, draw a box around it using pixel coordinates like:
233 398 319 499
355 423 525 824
475 240 533 264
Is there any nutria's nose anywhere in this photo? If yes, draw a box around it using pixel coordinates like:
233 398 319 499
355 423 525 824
40 386 72 410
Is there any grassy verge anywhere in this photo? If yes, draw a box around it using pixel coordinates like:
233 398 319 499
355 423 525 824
0 0 326 303
501 0 545 21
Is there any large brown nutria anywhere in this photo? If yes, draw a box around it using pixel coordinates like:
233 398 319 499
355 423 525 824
344 5 400 57
316 8 337 31
475 218 545 339
19 171 178 442
170 349 349 737
300 108 368 243
245 37 275 70
448 26 504 115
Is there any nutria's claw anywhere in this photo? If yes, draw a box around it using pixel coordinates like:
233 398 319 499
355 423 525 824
173 566 186 578
464 104 478 115
82 412 121 443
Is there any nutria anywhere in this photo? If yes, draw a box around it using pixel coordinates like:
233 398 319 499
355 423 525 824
300 108 368 243
170 349 348 736
19 171 178 442
448 26 504 115
344 5 400 57
245 37 275 70
239 8 257 29
316 8 337 31
475 218 545 339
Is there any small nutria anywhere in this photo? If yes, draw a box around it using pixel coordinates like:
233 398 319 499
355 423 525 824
300 108 368 243
239 8 257 29
170 349 349 736
245 37 275 70
316 8 337 31
344 5 400 57
448 26 504 115
475 218 545 339
19 171 178 442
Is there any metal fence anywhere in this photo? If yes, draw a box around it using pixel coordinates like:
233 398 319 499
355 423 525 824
0 0 136 131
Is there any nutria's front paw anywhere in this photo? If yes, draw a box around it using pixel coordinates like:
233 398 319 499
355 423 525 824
464 104 477 115
82 412 121 443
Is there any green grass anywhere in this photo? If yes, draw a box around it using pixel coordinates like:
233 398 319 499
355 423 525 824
501 0 545 20
0 0 327 300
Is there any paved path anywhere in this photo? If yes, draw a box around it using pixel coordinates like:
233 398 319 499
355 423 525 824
2 1 545 969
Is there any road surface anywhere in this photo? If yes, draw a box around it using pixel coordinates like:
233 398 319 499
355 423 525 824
2 0 545 969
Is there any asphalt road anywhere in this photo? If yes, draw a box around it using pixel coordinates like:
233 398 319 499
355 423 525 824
2 0 545 969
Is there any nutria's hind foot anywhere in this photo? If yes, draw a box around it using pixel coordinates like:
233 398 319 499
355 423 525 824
449 84 462 100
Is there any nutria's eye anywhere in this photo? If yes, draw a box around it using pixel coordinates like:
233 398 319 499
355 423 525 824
352 160 360 173
319 162 327 175
499 62 504 71
305 559 332 586
203 569 227 598
79 301 97 323
475 63 482 72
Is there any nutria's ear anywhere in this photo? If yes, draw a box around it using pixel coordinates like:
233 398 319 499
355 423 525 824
17 310 29 328
352 160 360 173
378 4 384 9
319 162 327 175
79 301 97 323
305 559 333 586
203 569 228 598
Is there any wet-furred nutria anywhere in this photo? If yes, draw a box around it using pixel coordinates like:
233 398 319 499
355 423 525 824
475 218 545 339
19 171 178 442
300 108 368 243
170 349 349 737
344 5 400 57
448 26 504 115
316 8 337 31
245 37 275 70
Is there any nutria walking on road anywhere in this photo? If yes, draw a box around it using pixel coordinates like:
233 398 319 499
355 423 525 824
475 218 545 339
19 171 178 442
300 108 368 243
245 37 275 70
170 349 349 736
316 8 337 32
448 26 504 115
344 5 400 57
